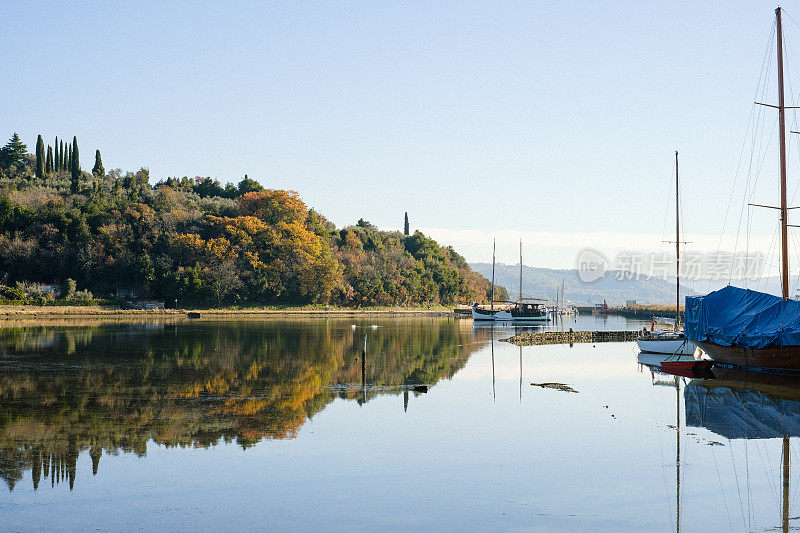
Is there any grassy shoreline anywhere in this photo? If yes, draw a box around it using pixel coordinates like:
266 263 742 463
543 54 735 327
0 304 455 319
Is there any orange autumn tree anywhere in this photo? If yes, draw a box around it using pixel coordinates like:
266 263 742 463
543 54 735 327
205 190 341 303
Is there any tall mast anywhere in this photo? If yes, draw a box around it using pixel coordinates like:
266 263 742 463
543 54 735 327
519 239 523 301
491 239 496 311
777 7 790 299
675 151 680 328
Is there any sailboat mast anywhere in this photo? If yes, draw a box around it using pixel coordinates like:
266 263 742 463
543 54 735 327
675 151 680 328
491 239 496 311
519 240 522 301
777 7 790 300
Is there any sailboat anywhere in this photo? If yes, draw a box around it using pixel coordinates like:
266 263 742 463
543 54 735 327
636 151 697 357
471 240 549 322
685 7 800 372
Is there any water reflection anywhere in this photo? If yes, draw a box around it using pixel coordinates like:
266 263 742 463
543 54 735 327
0 319 489 491
685 370 800 532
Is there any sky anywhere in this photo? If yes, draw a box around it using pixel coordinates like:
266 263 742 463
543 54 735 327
6 1 800 273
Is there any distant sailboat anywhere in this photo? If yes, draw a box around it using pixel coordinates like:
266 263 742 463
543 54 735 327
472 240 549 322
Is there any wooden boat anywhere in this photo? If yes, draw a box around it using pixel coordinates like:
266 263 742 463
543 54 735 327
694 342 800 372
472 239 549 322
688 8 800 372
472 300 548 322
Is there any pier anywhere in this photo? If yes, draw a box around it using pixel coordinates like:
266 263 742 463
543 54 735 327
502 329 639 346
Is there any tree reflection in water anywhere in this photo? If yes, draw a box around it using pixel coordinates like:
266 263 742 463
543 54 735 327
0 319 488 491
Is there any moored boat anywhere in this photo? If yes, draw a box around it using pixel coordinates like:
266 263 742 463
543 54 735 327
686 8 800 372
472 239 550 323
636 332 696 356
635 151 697 357
471 300 549 322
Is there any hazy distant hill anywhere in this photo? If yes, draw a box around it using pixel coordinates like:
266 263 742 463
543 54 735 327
470 263 695 306
470 263 792 305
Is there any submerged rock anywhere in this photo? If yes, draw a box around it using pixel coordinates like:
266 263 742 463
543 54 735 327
530 382 579 394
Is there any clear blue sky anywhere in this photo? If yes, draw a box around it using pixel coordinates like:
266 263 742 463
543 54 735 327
5 1 800 266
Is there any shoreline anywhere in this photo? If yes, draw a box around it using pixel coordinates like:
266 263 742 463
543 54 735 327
0 305 455 319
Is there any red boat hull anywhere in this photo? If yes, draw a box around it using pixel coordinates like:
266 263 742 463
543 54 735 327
660 359 715 378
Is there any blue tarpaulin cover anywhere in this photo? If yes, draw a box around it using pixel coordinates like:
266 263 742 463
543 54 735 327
685 383 800 439
684 286 800 349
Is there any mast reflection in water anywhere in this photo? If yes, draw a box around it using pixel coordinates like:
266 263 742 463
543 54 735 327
685 370 800 533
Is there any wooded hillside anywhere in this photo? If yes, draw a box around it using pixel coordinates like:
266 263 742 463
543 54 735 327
0 132 500 307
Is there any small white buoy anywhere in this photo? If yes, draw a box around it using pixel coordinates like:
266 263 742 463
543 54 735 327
351 324 357 329
371 325 378 329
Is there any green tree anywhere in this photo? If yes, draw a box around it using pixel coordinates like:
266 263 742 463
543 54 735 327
61 278 76 299
92 149 104 177
0 133 28 169
237 174 263 196
35 135 45 180
54 136 59 170
70 136 81 193
45 145 53 174
404 212 409 235
60 139 65 170
66 144 71 171
193 177 225 198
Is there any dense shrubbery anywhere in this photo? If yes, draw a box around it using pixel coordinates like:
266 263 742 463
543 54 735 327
0 132 499 307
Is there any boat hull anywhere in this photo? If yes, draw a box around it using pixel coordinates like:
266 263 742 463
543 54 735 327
696 341 800 372
636 338 696 355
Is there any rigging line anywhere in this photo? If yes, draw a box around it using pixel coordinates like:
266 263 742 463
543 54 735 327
745 440 753 530
733 114 778 281
782 7 800 35
733 65 775 272
659 159 676 255
718 20 777 255
792 439 800 506
712 444 735 530
718 33 777 280
791 228 800 295
756 231 777 293
729 440 749 528
745 204 752 288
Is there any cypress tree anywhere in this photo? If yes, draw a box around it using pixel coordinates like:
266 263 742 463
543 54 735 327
35 135 45 180
70 136 80 193
60 140 65 170
45 145 53 174
56 138 61 170
404 212 410 235
67 145 71 171
92 149 104 177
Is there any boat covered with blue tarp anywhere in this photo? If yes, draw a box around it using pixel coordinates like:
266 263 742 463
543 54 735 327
685 286 800 350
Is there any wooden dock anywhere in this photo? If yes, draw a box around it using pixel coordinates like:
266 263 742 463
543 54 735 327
502 329 639 346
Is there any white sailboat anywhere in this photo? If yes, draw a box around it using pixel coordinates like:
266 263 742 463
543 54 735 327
636 151 697 357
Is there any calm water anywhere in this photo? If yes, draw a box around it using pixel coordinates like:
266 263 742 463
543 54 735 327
1 317 798 531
